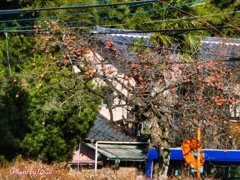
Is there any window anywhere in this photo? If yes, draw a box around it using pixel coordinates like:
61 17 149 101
230 103 240 119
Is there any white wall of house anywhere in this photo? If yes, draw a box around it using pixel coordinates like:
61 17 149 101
100 106 127 121
73 51 136 121
230 84 240 118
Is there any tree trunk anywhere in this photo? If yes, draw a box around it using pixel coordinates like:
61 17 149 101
149 117 170 180
158 126 170 180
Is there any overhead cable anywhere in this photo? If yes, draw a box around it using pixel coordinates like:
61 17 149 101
0 1 155 23
0 0 204 30
0 0 158 14
0 0 110 14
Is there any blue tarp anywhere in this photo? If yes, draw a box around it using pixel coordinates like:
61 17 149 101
145 148 158 178
170 148 240 162
146 148 158 161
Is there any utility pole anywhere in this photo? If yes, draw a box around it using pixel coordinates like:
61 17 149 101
4 32 11 74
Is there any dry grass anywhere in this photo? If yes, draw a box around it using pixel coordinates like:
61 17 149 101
0 158 215 180
0 158 139 180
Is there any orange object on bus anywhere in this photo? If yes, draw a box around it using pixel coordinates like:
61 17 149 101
182 139 204 170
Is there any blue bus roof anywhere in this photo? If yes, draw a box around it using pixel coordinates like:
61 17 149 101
170 148 240 162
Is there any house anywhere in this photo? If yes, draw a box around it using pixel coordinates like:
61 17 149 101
72 25 160 124
68 114 149 175
72 25 154 122
69 26 154 173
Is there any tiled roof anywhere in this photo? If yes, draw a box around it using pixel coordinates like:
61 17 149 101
91 25 154 61
87 114 135 141
200 37 240 60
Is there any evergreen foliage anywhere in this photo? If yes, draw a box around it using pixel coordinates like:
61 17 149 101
0 42 101 162
0 69 30 161
18 56 101 162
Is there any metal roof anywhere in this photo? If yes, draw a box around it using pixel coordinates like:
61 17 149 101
91 25 154 61
200 36 240 61
85 143 149 161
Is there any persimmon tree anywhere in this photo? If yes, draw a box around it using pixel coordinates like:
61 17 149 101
34 21 240 178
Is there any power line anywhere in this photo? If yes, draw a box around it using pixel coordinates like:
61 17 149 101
0 0 204 31
0 0 158 14
0 1 155 23
0 0 112 15
61 0 111 7
0 0 238 34
1 0 238 39
157 0 239 38
87 11 239 30
135 11 240 25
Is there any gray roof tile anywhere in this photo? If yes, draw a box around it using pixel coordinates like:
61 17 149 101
200 37 240 61
91 25 154 61
87 114 135 141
